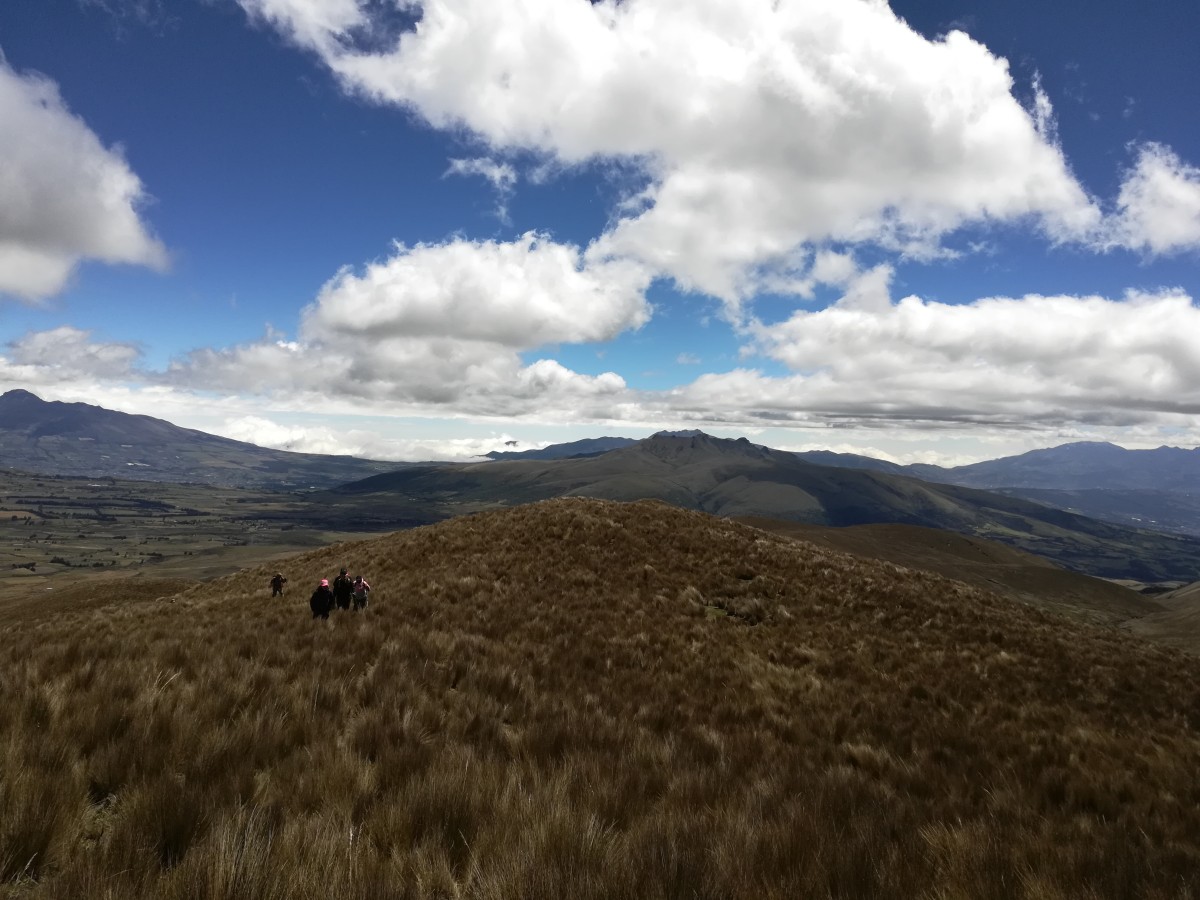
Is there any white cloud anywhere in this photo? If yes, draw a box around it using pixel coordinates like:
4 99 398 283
172 337 632 419
236 0 365 56
218 415 357 455
3 326 142 381
216 415 484 460
0 59 166 300
1107 143 1200 256
726 274 1200 427
218 415 528 461
6 300 1200 465
243 0 1100 304
165 233 649 417
18 278 1195 451
303 232 649 347
1029 72 1058 147
809 251 859 288
445 157 517 193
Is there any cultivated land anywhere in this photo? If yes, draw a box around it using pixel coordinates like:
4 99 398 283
0 469 436 603
2 498 1200 898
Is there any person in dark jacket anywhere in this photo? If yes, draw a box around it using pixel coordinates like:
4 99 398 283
270 572 287 597
352 575 371 611
332 568 354 611
310 578 335 620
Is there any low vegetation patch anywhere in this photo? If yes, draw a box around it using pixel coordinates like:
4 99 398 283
2 498 1199 898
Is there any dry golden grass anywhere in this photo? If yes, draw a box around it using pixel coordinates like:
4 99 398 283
2 497 1200 898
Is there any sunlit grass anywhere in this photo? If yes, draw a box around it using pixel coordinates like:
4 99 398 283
2 497 1199 898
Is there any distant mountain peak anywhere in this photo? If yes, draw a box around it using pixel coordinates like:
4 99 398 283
1048 441 1123 451
635 431 774 462
0 388 49 411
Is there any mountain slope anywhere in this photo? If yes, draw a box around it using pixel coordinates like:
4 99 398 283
0 389 403 488
791 449 912 475
484 435 638 460
4 498 1200 897
336 433 1200 582
911 441 1200 491
881 441 1200 538
1123 581 1200 652
985 486 1200 538
518 436 1200 536
734 516 1163 627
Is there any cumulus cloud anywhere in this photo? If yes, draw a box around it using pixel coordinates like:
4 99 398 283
721 274 1200 427
303 232 650 346
239 0 1101 303
1107 143 1200 255
172 335 632 419
215 416 347 455
166 233 648 417
0 58 166 300
2 326 142 381
88 252 1200 442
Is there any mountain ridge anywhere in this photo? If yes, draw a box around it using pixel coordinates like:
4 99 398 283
492 433 1200 536
0 389 406 489
336 432 1200 582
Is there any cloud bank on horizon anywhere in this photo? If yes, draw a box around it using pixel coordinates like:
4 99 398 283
1 0 1198 463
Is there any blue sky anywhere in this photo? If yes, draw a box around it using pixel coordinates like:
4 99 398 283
1 0 1198 464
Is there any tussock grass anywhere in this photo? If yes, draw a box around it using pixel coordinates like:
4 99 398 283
2 497 1200 898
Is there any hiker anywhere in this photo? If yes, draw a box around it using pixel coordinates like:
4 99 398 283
352 575 371 611
270 572 287 597
332 568 354 611
310 578 335 620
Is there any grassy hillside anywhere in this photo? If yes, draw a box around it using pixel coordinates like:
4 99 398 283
1124 581 1200 653
3 499 1200 898
734 517 1166 629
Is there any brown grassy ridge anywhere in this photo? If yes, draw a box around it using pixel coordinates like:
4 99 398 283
733 517 1165 629
2 497 1200 899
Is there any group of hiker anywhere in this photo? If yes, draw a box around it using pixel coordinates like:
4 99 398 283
269 569 372 619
